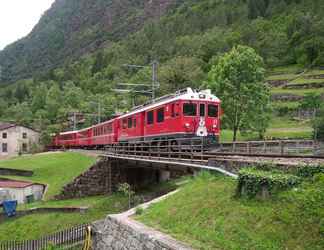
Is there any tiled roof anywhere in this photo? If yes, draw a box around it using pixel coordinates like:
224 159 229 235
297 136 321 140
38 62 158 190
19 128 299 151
0 180 34 188
0 122 16 131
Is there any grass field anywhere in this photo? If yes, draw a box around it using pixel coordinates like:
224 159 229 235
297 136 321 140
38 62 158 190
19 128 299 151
0 195 129 241
220 116 312 142
0 152 96 199
137 173 324 250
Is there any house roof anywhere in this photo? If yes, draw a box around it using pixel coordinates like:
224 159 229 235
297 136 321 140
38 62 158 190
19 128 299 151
0 123 16 131
0 122 39 133
0 180 35 188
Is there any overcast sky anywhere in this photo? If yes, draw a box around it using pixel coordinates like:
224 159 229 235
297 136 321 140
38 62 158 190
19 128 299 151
0 0 55 50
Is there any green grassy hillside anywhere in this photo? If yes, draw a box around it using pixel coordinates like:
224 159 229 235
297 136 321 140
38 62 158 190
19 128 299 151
137 173 324 250
0 195 128 241
0 152 96 199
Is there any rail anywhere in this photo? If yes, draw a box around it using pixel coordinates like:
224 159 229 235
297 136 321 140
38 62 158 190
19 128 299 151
104 138 322 158
0 224 88 250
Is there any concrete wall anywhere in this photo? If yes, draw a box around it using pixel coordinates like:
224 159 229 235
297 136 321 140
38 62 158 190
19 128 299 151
0 126 40 157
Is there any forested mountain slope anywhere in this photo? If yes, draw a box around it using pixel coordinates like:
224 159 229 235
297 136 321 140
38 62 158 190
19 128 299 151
0 0 324 141
0 0 180 82
1 0 324 83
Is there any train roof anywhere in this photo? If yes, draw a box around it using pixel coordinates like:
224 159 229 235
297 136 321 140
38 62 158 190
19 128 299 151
59 131 78 135
118 88 220 119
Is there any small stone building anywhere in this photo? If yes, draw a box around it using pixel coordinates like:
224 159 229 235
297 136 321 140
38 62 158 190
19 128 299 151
0 180 45 204
0 123 40 157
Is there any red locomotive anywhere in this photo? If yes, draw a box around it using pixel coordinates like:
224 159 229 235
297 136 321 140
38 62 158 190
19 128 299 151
52 88 221 149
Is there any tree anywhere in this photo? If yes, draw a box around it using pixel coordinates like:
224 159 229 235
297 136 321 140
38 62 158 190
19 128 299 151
159 56 205 94
207 45 271 141
91 51 107 76
45 83 63 122
313 105 324 141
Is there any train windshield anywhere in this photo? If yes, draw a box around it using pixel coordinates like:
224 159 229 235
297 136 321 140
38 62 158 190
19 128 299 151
208 104 218 117
183 103 197 116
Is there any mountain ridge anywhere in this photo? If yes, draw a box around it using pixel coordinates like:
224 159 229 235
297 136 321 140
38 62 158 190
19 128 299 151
0 0 180 83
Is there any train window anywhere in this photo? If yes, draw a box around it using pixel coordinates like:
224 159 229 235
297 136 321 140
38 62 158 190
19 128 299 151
122 119 127 129
183 103 197 116
128 117 132 128
157 108 164 123
147 111 154 125
200 104 205 117
208 104 218 117
171 104 175 117
133 118 136 128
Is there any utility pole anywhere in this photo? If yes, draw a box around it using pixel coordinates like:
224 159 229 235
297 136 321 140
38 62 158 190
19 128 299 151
151 60 158 102
73 112 77 131
98 102 101 124
114 61 159 102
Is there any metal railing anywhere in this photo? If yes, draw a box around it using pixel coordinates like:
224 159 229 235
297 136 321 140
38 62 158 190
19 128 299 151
0 224 88 250
103 138 322 159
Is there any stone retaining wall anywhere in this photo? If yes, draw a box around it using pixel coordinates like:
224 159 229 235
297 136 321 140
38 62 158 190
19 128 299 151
92 191 193 250
55 158 162 200
56 159 112 199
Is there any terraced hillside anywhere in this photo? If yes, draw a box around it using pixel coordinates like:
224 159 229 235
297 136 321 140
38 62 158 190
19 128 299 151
265 65 324 140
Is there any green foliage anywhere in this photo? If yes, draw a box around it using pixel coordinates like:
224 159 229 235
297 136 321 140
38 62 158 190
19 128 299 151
279 173 324 238
237 167 301 198
299 93 322 110
118 183 135 209
313 105 324 140
135 207 144 215
0 0 324 140
207 45 271 141
295 165 324 178
137 171 324 249
159 56 205 94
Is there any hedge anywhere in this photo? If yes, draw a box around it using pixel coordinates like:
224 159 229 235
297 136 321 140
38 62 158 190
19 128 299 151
236 168 301 198
295 165 324 178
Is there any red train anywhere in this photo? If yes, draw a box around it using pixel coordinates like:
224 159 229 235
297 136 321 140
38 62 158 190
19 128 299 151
52 88 221 149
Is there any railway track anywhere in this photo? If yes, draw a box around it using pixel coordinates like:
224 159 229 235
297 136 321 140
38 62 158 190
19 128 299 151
75 147 324 166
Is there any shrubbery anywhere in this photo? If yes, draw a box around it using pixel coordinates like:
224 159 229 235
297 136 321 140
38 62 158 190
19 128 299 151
236 167 301 198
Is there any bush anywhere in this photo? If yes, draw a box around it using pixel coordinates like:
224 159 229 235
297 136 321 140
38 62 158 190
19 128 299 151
295 165 324 178
236 168 301 198
135 207 144 215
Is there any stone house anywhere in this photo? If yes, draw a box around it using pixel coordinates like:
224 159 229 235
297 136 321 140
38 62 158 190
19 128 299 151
0 123 40 157
0 179 45 204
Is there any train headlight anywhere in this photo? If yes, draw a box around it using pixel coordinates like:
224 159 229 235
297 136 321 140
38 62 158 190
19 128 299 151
185 123 190 128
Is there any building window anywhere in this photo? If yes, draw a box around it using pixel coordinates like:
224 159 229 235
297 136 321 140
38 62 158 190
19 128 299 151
183 103 197 116
147 111 154 125
2 133 7 139
200 104 205 117
22 143 28 153
22 132 27 139
2 143 7 153
208 104 218 118
157 108 165 123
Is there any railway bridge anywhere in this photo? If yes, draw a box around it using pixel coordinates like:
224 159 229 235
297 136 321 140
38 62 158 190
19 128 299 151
59 138 324 199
